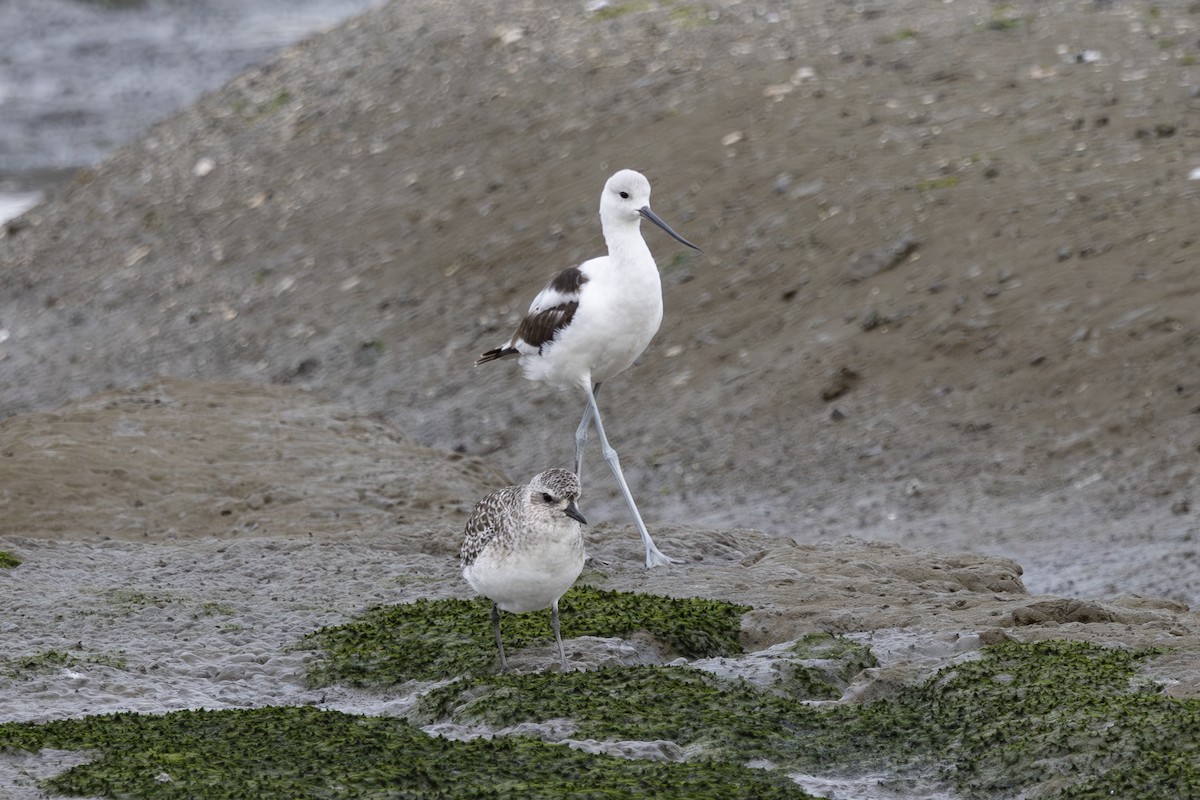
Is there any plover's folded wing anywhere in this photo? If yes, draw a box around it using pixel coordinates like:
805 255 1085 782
460 485 521 567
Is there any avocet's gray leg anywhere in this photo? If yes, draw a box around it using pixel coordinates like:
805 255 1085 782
582 382 679 568
573 398 592 480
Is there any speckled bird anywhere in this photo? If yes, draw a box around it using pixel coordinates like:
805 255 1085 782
460 468 587 670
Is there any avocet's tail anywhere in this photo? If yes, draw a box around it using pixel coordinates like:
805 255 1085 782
474 347 518 366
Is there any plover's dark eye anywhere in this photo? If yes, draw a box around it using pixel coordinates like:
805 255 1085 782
619 191 629 199
542 493 554 504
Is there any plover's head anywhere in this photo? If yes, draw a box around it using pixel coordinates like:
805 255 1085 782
529 468 586 525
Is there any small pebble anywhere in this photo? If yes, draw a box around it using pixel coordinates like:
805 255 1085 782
192 157 215 177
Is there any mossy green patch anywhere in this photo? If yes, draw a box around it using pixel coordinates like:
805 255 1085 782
2 649 72 676
826 640 1200 797
419 641 1200 799
985 16 1023 31
418 665 830 763
198 601 237 617
0 550 20 568
2 648 127 678
876 27 920 44
263 89 292 115
591 1 652 21
876 640 1200 797
0 706 814 799
105 588 182 609
231 89 293 123
781 632 878 699
300 586 750 685
668 4 713 28
100 589 235 621
983 6 1027 31
913 175 960 192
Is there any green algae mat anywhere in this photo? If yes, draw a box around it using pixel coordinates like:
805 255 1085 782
299 585 752 685
0 706 807 799
414 639 1200 798
2 586 1198 799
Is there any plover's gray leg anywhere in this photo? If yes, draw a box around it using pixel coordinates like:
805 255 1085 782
550 599 567 669
491 601 508 672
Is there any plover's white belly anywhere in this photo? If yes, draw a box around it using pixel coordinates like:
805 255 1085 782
464 539 584 613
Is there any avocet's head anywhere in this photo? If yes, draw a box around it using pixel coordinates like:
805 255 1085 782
600 169 701 252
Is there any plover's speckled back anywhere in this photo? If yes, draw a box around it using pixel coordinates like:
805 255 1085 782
461 468 587 671
475 170 700 569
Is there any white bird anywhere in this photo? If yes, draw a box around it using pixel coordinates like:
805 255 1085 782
461 468 587 671
475 169 700 568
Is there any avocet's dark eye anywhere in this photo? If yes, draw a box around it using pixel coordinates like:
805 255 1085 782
542 493 554 503
619 191 629 199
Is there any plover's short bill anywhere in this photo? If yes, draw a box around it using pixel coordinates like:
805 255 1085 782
475 170 700 569
461 468 587 671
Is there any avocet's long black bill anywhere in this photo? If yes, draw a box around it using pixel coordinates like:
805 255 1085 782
640 206 702 252
564 501 587 525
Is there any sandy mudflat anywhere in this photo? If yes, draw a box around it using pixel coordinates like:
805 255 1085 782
1 0 1196 608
